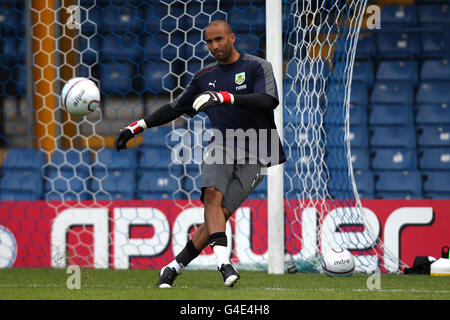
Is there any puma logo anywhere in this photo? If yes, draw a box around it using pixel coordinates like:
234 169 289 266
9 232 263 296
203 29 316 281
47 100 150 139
209 80 216 88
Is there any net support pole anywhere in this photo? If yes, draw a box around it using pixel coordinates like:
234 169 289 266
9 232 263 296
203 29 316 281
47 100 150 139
266 0 284 274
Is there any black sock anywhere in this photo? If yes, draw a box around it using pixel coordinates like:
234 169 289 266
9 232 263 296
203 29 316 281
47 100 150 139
175 239 201 268
209 232 227 248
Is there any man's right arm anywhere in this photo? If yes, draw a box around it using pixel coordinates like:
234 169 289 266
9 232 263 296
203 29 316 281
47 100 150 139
114 103 184 152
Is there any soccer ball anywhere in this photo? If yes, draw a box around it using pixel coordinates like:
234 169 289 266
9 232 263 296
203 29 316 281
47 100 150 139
321 248 355 277
61 77 100 116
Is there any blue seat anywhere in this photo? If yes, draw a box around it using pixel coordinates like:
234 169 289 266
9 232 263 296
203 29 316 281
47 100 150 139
355 34 377 60
419 148 450 170
145 3 169 33
0 192 41 201
45 169 89 193
369 126 416 148
418 4 450 29
143 33 169 61
370 81 414 105
139 147 173 170
235 34 261 56
417 126 450 147
138 170 180 194
101 33 142 62
47 149 91 172
349 103 368 125
380 5 417 28
141 62 175 93
350 148 370 170
90 170 136 196
93 148 137 173
376 192 423 200
100 5 144 34
377 33 420 59
371 148 417 170
0 171 43 197
423 171 450 195
375 170 422 195
141 126 176 148
354 169 375 196
100 63 134 94
1 148 46 172
369 104 414 126
327 126 368 148
421 34 446 58
416 81 450 105
376 60 418 86
415 104 450 125
352 61 374 87
0 6 24 36
420 60 450 81
229 6 265 33
78 36 101 65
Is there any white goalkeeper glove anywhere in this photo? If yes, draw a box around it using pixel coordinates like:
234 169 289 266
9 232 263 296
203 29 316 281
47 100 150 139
192 91 234 112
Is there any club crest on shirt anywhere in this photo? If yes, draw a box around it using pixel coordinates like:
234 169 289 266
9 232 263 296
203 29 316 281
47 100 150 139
235 72 245 85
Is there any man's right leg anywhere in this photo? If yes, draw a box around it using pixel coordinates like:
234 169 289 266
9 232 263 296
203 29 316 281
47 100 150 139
157 206 232 288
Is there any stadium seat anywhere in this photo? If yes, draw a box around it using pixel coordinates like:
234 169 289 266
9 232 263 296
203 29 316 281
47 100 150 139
139 147 174 170
420 60 450 81
89 170 137 198
0 191 41 201
419 148 450 170
349 103 368 125
145 3 169 33
369 104 414 126
350 148 371 170
0 171 43 198
352 60 374 87
418 4 450 29
355 33 377 60
354 169 375 197
376 60 418 86
326 125 368 148
421 33 446 58
369 125 416 148
370 81 414 105
377 33 420 59
100 5 144 34
375 170 422 195
423 171 450 198
380 5 417 28
417 125 450 147
1 148 46 172
371 148 417 170
416 81 450 105
137 170 181 196
229 6 265 33
100 63 134 94
415 104 450 125
143 33 171 62
93 148 137 174
47 149 91 172
235 34 261 56
101 33 142 62
141 62 175 93
141 126 176 148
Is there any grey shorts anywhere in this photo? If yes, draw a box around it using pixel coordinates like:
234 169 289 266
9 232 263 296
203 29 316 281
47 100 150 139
200 144 265 215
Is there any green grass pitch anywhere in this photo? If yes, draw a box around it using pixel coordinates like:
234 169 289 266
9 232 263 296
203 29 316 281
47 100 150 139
0 268 449 300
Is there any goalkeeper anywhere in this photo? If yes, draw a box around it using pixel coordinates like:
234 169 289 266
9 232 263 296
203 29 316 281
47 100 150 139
115 20 286 288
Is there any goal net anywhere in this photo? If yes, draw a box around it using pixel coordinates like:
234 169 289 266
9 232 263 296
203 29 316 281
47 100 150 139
283 0 405 273
0 0 405 273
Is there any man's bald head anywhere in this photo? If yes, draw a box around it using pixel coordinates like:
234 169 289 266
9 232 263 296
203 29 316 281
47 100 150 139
205 20 233 35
